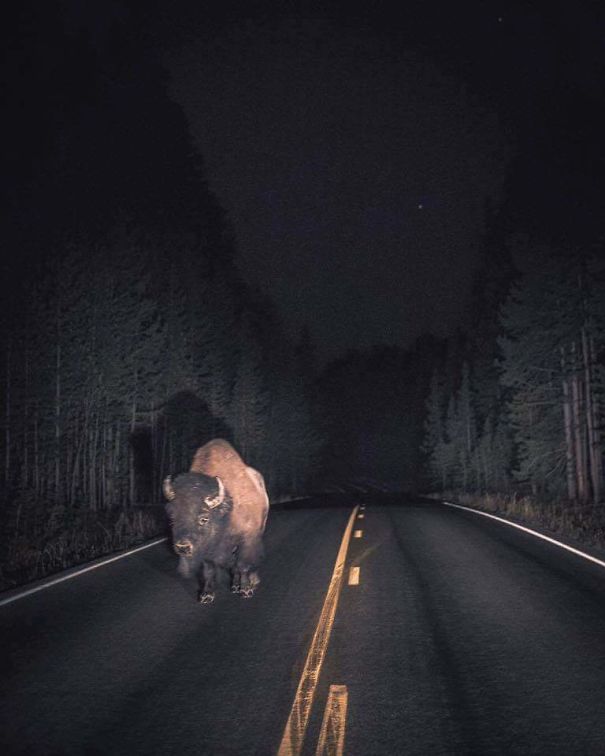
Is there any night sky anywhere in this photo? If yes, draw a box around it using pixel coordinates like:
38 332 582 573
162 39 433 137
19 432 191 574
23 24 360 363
5 0 605 363
153 0 605 362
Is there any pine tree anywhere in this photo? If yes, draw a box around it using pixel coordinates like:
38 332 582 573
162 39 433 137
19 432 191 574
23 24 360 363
423 371 448 490
498 247 604 501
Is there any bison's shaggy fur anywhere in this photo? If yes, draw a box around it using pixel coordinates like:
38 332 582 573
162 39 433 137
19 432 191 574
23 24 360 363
165 439 269 604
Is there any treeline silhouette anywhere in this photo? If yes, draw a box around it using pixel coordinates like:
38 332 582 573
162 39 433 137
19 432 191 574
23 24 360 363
422 238 605 540
0 3 322 585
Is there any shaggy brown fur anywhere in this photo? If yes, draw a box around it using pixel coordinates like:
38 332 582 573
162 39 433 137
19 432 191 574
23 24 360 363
190 439 269 536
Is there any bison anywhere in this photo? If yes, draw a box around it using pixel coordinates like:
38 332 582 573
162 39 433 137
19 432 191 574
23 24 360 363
163 439 269 604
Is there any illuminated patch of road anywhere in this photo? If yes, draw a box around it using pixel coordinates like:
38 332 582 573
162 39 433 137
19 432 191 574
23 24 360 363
354 530 363 538
348 567 360 585
315 684 348 756
0 537 168 608
277 505 359 756
443 501 605 570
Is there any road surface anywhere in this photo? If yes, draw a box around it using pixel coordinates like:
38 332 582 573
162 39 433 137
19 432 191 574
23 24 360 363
2 497 605 755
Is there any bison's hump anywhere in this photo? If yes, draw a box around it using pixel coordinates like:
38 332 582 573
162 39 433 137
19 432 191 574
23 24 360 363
189 440 269 536
190 439 245 476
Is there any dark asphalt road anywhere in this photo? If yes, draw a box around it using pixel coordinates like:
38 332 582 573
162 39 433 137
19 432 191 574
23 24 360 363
2 498 605 755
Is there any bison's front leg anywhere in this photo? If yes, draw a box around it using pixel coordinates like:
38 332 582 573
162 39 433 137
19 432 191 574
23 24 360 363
198 560 216 604
239 569 260 599
230 568 241 594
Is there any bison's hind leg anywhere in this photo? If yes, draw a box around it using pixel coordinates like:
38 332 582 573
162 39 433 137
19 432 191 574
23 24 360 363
233 539 263 598
230 566 258 596
197 560 216 605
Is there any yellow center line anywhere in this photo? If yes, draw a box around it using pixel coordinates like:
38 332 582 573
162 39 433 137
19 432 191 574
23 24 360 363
315 684 349 756
277 505 359 756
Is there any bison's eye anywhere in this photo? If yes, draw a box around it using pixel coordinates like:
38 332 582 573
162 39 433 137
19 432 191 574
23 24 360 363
198 515 209 526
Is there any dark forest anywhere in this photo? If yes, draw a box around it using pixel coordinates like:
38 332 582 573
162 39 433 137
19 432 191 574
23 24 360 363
2 1 604 589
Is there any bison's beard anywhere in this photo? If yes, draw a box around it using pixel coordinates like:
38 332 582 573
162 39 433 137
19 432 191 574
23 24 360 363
177 550 203 578
177 556 192 578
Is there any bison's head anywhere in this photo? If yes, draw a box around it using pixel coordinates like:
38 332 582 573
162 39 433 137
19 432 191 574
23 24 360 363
163 472 232 575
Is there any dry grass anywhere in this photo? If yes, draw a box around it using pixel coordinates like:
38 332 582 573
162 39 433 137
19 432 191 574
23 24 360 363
0 506 167 591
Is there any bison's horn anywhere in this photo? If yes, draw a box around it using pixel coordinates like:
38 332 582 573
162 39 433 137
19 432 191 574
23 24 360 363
206 476 225 509
163 476 176 501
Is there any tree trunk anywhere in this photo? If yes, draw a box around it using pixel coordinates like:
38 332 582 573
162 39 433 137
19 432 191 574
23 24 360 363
55 337 61 500
110 419 120 508
129 372 137 507
4 340 11 486
571 341 588 503
23 347 29 489
105 420 113 508
90 409 99 511
159 413 168 498
483 440 490 492
70 411 84 507
560 347 577 501
33 407 40 497
100 399 107 508
584 330 603 502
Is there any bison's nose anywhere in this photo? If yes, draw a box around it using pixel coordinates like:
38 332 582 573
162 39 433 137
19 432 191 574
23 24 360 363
174 540 193 556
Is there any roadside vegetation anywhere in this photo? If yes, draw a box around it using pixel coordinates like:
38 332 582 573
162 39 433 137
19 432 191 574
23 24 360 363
1 505 166 590
423 242 605 550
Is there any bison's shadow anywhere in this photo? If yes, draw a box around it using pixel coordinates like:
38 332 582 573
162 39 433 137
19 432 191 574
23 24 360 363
130 390 233 505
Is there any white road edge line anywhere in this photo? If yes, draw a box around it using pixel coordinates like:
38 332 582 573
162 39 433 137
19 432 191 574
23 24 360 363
0 537 168 608
354 530 362 538
277 505 359 756
443 501 605 570
315 684 348 756
348 566 360 585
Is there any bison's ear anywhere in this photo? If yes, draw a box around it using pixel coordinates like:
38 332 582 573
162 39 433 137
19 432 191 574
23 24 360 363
163 476 176 502
204 476 225 509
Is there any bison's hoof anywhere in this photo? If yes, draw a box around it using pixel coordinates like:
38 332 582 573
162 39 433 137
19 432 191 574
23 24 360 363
199 592 215 604
239 588 255 599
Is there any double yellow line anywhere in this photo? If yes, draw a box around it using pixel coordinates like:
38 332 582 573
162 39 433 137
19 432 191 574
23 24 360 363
277 505 360 756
